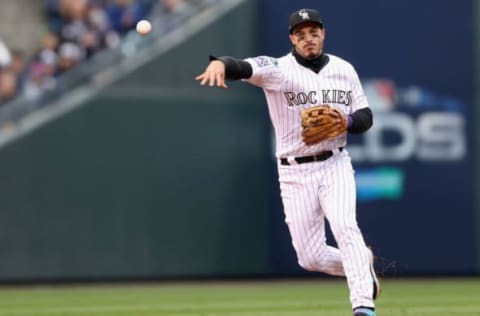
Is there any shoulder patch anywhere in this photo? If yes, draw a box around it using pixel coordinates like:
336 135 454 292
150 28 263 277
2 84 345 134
253 56 277 68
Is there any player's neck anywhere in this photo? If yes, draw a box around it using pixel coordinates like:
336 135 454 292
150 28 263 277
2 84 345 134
292 48 329 74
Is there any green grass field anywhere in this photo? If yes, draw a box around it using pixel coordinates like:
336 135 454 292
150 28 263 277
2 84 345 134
0 278 479 316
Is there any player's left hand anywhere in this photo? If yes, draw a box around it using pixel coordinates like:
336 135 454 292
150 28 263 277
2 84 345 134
195 60 228 88
301 105 348 145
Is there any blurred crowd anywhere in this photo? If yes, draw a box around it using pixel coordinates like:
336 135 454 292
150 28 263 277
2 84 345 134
0 0 196 107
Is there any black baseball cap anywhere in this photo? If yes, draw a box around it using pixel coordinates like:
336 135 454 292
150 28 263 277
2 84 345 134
289 8 323 34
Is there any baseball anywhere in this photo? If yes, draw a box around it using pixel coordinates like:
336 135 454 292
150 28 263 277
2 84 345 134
136 19 152 35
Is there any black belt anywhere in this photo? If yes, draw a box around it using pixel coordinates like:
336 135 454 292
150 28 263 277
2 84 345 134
280 148 343 166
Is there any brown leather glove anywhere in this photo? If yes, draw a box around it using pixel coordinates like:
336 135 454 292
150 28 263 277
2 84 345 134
301 105 348 145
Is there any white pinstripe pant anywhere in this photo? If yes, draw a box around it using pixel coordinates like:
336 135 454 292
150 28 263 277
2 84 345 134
278 150 374 309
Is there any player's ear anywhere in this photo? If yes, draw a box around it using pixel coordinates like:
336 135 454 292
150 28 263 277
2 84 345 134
289 34 296 46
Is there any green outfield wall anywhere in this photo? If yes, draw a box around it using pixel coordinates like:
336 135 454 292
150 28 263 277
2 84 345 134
0 0 271 281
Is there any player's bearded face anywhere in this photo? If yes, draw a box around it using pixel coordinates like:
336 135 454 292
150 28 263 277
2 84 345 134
289 24 325 59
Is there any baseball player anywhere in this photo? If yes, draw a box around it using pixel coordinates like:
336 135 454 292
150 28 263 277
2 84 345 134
196 8 380 316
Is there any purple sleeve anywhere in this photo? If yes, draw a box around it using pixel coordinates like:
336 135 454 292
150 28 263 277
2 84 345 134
347 108 372 134
347 115 353 128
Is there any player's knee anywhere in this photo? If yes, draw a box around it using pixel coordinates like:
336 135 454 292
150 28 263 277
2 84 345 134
296 250 329 272
297 256 317 271
298 260 317 272
297 256 335 273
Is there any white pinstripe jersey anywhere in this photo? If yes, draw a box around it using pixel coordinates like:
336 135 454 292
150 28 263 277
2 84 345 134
244 53 369 158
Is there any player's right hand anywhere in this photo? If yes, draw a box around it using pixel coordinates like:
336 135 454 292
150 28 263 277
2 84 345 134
195 60 228 88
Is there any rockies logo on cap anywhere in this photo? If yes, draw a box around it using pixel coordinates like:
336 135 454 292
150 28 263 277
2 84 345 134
299 9 310 20
288 8 323 34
